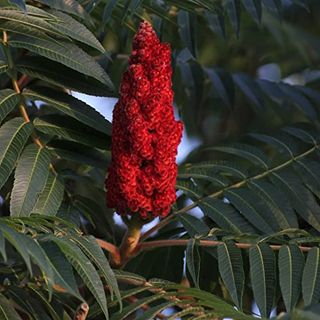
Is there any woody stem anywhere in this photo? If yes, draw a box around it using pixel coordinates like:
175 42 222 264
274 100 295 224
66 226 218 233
118 215 145 267
135 239 312 253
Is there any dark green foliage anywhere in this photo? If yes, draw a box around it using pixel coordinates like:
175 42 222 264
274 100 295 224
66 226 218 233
0 0 319 319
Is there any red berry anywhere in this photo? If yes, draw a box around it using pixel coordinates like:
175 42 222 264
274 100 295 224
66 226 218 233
106 21 183 218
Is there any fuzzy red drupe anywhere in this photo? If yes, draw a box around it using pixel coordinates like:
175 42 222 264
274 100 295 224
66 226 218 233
106 21 183 219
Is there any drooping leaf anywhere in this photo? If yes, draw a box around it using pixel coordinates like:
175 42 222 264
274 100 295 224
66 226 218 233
302 247 320 306
16 56 112 96
126 246 185 284
33 115 107 149
233 73 264 110
179 213 209 237
217 241 245 310
0 222 32 273
10 36 113 87
249 243 276 318
10 144 51 217
48 9 105 52
41 241 81 300
35 0 89 21
279 244 305 312
248 180 298 229
205 68 234 108
279 83 317 120
271 170 320 232
32 172 64 216
0 89 20 124
225 188 276 233
49 143 109 169
70 235 121 305
0 118 32 190
212 143 270 169
186 238 201 288
53 237 109 318
0 8 63 38
24 87 112 135
199 197 255 234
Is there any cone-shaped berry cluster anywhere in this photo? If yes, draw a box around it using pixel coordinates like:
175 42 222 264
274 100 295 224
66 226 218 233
106 21 183 219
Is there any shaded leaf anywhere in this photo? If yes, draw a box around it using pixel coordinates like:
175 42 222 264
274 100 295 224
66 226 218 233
24 87 111 135
0 89 20 124
186 238 201 288
279 244 304 311
32 172 64 216
249 243 276 318
218 241 244 310
302 247 320 306
0 118 32 190
10 36 113 87
10 144 51 217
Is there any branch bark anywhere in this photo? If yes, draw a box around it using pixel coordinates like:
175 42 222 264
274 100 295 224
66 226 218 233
73 303 89 320
135 239 312 253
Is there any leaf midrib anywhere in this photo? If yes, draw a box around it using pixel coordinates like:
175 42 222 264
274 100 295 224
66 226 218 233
15 147 44 216
0 120 27 164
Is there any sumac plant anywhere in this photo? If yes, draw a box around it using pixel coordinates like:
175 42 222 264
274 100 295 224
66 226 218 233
0 0 320 319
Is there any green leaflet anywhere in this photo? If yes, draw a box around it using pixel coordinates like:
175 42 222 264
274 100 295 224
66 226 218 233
33 115 107 149
217 241 244 310
69 234 121 306
0 118 33 190
17 56 111 96
225 188 275 233
0 89 20 124
10 144 51 217
0 8 64 38
53 237 109 319
279 245 305 311
40 241 82 300
48 10 104 52
10 36 113 87
24 87 112 135
186 238 201 288
302 247 320 306
35 0 89 21
249 243 276 318
32 172 64 216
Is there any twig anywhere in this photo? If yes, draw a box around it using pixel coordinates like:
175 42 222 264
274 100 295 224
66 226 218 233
95 238 121 267
73 303 89 320
135 239 312 253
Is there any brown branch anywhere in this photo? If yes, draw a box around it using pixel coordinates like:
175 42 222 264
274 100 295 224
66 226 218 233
17 74 30 89
73 303 89 320
135 239 313 253
95 238 121 267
